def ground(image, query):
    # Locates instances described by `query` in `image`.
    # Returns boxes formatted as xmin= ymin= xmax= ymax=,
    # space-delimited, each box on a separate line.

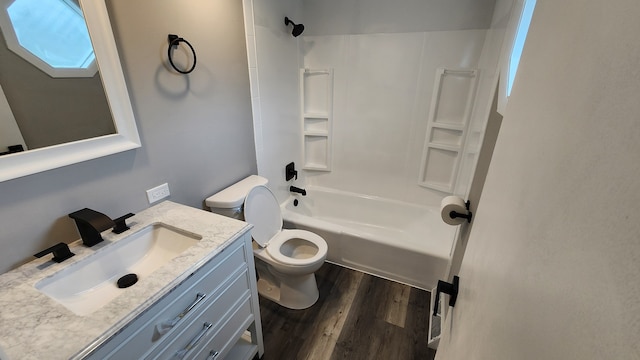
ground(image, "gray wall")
xmin=0 ymin=30 xmax=114 ymax=149
xmin=0 ymin=0 xmax=257 ymax=274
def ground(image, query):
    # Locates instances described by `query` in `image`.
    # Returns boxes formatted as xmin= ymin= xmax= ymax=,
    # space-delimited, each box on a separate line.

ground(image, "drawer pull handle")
xmin=206 ymin=350 xmax=220 ymax=360
xmin=175 ymin=322 xmax=213 ymax=359
xmin=156 ymin=293 xmax=207 ymax=335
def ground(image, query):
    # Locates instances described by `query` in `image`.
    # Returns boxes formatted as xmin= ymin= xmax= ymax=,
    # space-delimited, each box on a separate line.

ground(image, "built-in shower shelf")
xmin=419 ymin=68 xmax=478 ymax=193
xmin=426 ymin=143 xmax=460 ymax=153
xmin=430 ymin=122 xmax=465 ymax=130
xmin=303 ymin=164 xmax=330 ymax=171
xmin=303 ymin=115 xmax=330 ymax=134
xmin=303 ymin=112 xmax=329 ymax=118
xmin=301 ymin=68 xmax=333 ymax=171
xmin=304 ymin=130 xmax=329 ymax=137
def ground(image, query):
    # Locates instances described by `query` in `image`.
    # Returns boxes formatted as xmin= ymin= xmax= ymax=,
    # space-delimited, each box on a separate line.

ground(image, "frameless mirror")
xmin=0 ymin=0 xmax=140 ymax=182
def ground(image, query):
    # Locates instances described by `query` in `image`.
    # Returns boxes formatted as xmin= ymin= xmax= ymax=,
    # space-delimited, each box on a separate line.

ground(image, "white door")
xmin=435 ymin=1 xmax=640 ymax=359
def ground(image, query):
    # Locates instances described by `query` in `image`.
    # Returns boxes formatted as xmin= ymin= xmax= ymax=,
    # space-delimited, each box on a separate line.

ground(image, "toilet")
xmin=205 ymin=175 xmax=328 ymax=309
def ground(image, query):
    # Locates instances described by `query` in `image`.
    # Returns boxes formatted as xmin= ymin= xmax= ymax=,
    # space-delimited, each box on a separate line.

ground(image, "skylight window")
xmin=0 ymin=0 xmax=97 ymax=77
xmin=507 ymin=0 xmax=536 ymax=97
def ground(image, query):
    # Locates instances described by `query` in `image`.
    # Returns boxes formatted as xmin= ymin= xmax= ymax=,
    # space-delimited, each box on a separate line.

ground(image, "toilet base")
xmin=256 ymin=272 xmax=319 ymax=310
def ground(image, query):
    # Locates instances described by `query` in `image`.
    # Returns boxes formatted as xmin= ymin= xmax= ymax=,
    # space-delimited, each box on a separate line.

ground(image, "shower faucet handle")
xmin=286 ymin=162 xmax=298 ymax=181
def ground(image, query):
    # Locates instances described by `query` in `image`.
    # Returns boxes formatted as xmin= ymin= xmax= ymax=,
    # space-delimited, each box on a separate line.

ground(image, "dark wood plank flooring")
xmin=258 ymin=263 xmax=436 ymax=360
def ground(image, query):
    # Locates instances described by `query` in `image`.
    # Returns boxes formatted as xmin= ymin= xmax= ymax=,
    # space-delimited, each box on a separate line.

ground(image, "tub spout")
xmin=290 ymin=186 xmax=306 ymax=196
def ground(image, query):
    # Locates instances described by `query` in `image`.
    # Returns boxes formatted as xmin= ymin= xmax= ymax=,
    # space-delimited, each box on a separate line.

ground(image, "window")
xmin=507 ymin=0 xmax=536 ymax=97
xmin=497 ymin=0 xmax=537 ymax=114
xmin=0 ymin=0 xmax=97 ymax=77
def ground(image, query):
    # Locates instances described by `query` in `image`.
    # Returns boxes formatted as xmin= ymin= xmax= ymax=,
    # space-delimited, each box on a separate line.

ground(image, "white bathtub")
xmin=281 ymin=186 xmax=457 ymax=290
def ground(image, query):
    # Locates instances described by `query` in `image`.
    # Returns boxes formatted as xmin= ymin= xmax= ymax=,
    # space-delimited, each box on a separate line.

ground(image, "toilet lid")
xmin=244 ymin=185 xmax=282 ymax=247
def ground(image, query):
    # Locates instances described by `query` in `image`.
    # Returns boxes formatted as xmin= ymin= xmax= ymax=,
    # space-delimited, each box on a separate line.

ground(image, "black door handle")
xmin=433 ymin=276 xmax=459 ymax=316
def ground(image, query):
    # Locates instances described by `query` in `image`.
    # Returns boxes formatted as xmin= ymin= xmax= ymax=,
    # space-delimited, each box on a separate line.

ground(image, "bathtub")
xmin=281 ymin=186 xmax=457 ymax=290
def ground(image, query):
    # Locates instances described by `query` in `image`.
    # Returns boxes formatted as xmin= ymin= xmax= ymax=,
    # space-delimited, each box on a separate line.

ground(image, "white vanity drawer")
xmin=151 ymin=275 xmax=252 ymax=360
xmin=193 ymin=300 xmax=255 ymax=360
xmin=147 ymin=245 xmax=248 ymax=336
xmin=88 ymin=239 xmax=248 ymax=359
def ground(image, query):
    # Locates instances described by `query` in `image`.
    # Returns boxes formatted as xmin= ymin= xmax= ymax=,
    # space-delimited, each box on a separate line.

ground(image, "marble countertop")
xmin=0 ymin=201 xmax=250 ymax=360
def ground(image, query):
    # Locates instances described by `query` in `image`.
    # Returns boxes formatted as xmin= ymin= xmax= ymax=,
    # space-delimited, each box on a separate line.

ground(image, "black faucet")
xmin=68 ymin=208 xmax=135 ymax=247
xmin=289 ymin=186 xmax=306 ymax=196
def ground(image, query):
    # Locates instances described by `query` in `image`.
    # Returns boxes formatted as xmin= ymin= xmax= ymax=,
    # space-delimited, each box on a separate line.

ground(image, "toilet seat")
xmin=244 ymin=185 xmax=327 ymax=267
xmin=266 ymin=230 xmax=328 ymax=266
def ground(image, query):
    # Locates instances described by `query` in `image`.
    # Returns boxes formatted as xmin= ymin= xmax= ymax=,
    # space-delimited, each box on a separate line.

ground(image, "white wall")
xmin=245 ymin=0 xmax=302 ymax=202
xmin=436 ymin=0 xmax=640 ymax=358
xmin=301 ymin=0 xmax=496 ymax=35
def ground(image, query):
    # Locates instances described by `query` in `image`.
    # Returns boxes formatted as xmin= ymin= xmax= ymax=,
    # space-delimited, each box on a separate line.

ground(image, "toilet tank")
xmin=205 ymin=175 xmax=268 ymax=220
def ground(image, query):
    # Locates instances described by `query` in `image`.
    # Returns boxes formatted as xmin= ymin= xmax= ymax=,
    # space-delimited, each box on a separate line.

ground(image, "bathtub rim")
xmin=280 ymin=186 xmax=458 ymax=259
xmin=283 ymin=185 xmax=442 ymax=210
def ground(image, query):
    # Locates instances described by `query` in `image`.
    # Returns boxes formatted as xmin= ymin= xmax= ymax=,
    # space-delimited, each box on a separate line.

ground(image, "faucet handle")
xmin=112 ymin=213 xmax=135 ymax=234
xmin=285 ymin=162 xmax=298 ymax=181
xmin=34 ymin=243 xmax=75 ymax=263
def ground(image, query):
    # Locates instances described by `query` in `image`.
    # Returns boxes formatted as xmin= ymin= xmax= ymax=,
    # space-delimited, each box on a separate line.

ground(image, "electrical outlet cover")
xmin=146 ymin=183 xmax=170 ymax=203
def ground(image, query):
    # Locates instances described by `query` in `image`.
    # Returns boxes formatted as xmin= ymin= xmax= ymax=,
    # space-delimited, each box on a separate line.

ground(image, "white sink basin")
xmin=35 ymin=223 xmax=201 ymax=316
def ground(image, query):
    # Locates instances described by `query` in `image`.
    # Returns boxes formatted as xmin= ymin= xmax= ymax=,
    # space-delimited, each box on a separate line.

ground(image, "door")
xmin=435 ymin=1 xmax=640 ymax=359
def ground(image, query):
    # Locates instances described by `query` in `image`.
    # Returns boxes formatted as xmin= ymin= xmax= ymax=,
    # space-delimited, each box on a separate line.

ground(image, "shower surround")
xmin=299 ymin=30 xmax=486 ymax=205
xmin=243 ymin=0 xmax=503 ymax=285
xmin=245 ymin=0 xmax=497 ymax=205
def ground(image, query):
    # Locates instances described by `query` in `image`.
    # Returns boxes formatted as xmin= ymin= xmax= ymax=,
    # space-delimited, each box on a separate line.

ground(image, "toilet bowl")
xmin=205 ymin=176 xmax=328 ymax=309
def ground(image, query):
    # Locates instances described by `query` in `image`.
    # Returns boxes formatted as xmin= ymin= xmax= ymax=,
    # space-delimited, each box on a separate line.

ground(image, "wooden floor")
xmin=258 ymin=262 xmax=436 ymax=360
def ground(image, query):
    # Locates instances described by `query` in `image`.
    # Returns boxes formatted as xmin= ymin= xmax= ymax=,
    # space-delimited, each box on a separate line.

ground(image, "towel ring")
xmin=167 ymin=34 xmax=197 ymax=74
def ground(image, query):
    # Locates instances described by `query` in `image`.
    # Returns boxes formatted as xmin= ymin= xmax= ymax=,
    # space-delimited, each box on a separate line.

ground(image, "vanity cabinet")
xmin=85 ymin=232 xmax=263 ymax=360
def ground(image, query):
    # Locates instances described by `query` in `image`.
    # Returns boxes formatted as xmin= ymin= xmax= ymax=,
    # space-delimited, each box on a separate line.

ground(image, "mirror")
xmin=0 ymin=0 xmax=140 ymax=182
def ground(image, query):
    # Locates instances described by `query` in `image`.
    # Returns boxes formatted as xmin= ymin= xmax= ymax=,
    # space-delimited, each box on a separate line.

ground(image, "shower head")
xmin=284 ymin=17 xmax=304 ymax=37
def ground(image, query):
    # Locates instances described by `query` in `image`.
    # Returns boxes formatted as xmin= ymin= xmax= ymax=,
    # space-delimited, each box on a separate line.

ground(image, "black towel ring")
xmin=167 ymin=34 xmax=196 ymax=74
